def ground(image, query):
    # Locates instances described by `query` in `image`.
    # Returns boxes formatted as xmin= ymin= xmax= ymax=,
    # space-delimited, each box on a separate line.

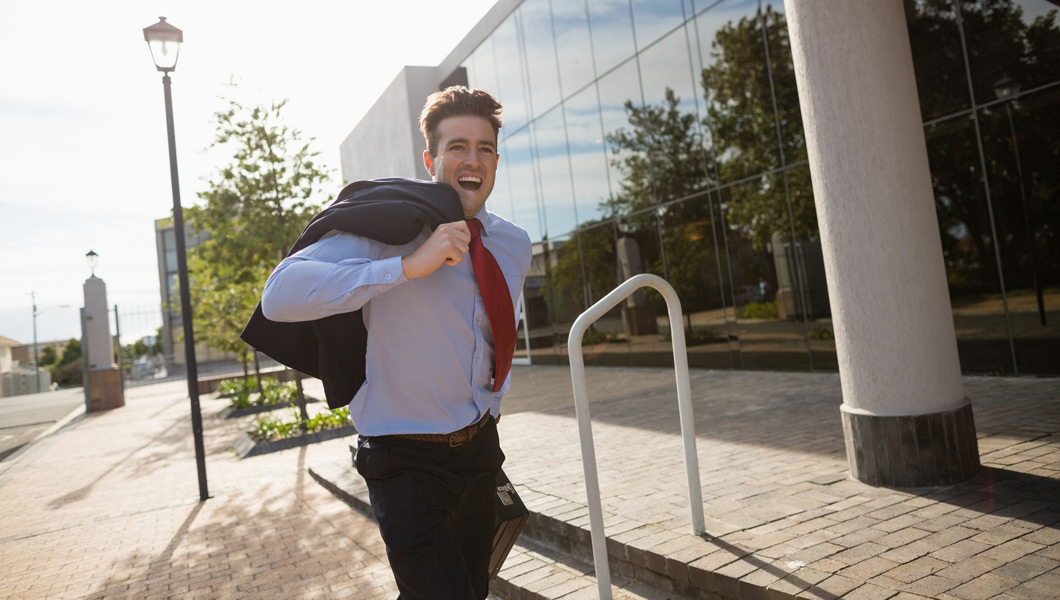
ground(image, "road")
xmin=0 ymin=388 xmax=84 ymax=461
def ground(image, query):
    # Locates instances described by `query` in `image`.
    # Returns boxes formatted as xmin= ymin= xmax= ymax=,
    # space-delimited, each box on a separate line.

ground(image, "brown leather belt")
xmin=391 ymin=413 xmax=491 ymax=447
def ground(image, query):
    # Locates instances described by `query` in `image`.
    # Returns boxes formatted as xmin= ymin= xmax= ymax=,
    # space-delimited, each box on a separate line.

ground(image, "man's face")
xmin=423 ymin=115 xmax=499 ymax=218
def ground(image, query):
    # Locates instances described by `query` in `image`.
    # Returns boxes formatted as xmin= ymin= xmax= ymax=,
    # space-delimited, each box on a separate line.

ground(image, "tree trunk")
xmin=294 ymin=373 xmax=309 ymax=431
xmin=253 ymin=351 xmax=264 ymax=395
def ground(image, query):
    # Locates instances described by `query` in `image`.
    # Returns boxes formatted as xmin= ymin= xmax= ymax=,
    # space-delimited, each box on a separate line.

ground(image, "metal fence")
xmin=111 ymin=304 xmax=281 ymax=395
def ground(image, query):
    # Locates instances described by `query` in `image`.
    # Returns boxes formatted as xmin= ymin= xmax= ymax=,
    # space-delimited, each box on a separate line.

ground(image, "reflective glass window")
xmin=588 ymin=0 xmax=637 ymax=77
xmin=924 ymin=117 xmax=1014 ymax=374
xmin=904 ymin=0 xmax=971 ymax=121
xmin=552 ymin=0 xmax=597 ymax=95
xmin=631 ymin=0 xmax=688 ymax=50
xmin=564 ymin=85 xmax=615 ymax=226
xmin=464 ymin=36 xmax=500 ymax=98
xmin=659 ymin=194 xmax=739 ymax=369
xmin=493 ymin=16 xmax=529 ymax=134
xmin=530 ymin=110 xmax=579 ymax=238
xmin=960 ymin=0 xmax=1060 ymax=111
xmin=697 ymin=1 xmax=782 ymax=183
xmin=519 ymin=0 xmax=563 ymax=117
xmin=597 ymin=60 xmax=645 ymax=213
xmin=635 ymin=24 xmax=714 ymax=206
xmin=716 ymin=178 xmax=813 ymax=371
xmin=501 ymin=129 xmax=544 ymax=243
xmin=978 ymin=87 xmax=1060 ymax=375
xmin=638 ymin=23 xmax=698 ymax=112
xmin=761 ymin=1 xmax=807 ymax=165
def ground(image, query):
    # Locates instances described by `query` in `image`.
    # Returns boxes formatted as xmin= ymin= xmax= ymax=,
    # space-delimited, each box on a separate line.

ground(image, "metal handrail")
xmin=567 ymin=274 xmax=705 ymax=599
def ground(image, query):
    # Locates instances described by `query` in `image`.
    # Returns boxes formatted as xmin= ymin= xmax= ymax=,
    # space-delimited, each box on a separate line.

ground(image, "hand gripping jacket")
xmin=240 ymin=178 xmax=464 ymax=409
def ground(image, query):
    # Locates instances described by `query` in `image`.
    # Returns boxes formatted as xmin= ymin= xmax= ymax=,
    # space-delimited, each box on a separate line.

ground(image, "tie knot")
xmin=466 ymin=218 xmax=483 ymax=239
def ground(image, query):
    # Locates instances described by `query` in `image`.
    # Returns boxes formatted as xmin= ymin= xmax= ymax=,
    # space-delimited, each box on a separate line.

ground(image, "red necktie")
xmin=467 ymin=218 xmax=516 ymax=392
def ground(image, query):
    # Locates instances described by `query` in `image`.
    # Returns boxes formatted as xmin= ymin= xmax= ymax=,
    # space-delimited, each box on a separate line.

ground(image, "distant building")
xmin=0 ymin=335 xmax=51 ymax=397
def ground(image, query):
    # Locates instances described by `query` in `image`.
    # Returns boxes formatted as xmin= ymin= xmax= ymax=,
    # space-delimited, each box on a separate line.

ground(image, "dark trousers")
xmin=354 ymin=417 xmax=503 ymax=600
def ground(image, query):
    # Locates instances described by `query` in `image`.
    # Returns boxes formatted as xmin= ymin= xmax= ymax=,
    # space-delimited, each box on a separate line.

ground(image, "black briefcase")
xmin=489 ymin=469 xmax=528 ymax=580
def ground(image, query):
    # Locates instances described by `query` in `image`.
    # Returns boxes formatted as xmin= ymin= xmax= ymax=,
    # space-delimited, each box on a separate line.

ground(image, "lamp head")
xmin=993 ymin=74 xmax=1021 ymax=101
xmin=143 ymin=16 xmax=183 ymax=73
xmin=86 ymin=249 xmax=99 ymax=276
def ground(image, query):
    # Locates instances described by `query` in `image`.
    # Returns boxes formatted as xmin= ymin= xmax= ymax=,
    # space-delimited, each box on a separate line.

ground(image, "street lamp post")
xmin=31 ymin=291 xmax=70 ymax=393
xmin=994 ymin=75 xmax=1046 ymax=326
xmin=144 ymin=16 xmax=208 ymax=501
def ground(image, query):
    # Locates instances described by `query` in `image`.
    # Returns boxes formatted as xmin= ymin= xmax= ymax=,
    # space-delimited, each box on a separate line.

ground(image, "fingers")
xmin=402 ymin=221 xmax=473 ymax=279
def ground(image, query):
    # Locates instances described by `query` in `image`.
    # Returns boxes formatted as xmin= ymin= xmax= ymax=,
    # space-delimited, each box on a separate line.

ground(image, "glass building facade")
xmin=453 ymin=0 xmax=1058 ymax=375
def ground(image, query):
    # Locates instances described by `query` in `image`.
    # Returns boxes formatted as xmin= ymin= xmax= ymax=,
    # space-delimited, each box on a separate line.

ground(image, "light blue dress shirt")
xmin=261 ymin=208 xmax=532 ymax=437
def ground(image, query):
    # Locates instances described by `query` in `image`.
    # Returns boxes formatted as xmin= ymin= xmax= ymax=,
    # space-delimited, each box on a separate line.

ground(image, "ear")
xmin=423 ymin=150 xmax=435 ymax=177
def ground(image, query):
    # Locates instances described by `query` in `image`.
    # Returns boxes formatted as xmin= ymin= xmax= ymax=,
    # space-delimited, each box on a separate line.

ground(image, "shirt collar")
xmin=468 ymin=207 xmax=492 ymax=236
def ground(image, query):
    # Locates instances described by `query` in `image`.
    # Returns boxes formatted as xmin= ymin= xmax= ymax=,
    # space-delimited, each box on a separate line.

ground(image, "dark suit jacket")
xmin=240 ymin=178 xmax=464 ymax=409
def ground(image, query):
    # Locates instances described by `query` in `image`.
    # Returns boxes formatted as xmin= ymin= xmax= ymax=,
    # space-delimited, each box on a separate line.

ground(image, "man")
xmin=260 ymin=86 xmax=531 ymax=599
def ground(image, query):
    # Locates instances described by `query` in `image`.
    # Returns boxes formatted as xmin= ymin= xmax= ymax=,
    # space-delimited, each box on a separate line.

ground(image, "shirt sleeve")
xmin=261 ymin=230 xmax=407 ymax=322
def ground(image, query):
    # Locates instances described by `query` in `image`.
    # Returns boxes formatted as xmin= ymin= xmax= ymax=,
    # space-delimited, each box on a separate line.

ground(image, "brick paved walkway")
xmin=0 ymin=386 xmax=395 ymax=599
xmin=1 ymin=366 xmax=1057 ymax=599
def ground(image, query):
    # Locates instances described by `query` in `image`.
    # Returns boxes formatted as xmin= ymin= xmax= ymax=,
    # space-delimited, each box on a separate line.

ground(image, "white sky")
xmin=0 ymin=0 xmax=497 ymax=344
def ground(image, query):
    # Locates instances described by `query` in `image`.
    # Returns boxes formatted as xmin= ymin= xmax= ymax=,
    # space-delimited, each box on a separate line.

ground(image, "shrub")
xmin=738 ymin=301 xmax=779 ymax=319
xmin=250 ymin=407 xmax=351 ymax=442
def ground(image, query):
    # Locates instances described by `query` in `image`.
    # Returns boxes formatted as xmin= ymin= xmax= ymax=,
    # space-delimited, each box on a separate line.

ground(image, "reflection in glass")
xmin=464 ymin=36 xmax=499 ymax=101
xmin=904 ymin=0 xmax=971 ymax=120
xmin=638 ymin=22 xmax=699 ymax=112
xmin=658 ymin=194 xmax=739 ymax=369
xmin=596 ymin=60 xmax=645 ymax=205
xmin=551 ymin=0 xmax=597 ymax=96
xmin=492 ymin=16 xmax=529 ymax=134
xmin=502 ymin=130 xmax=544 ymax=243
xmin=924 ymin=116 xmax=1014 ymax=374
xmin=518 ymin=0 xmax=563 ymax=117
xmin=699 ymin=4 xmax=784 ymax=183
xmin=719 ymin=179 xmax=812 ymax=371
xmin=588 ymin=0 xmax=637 ymax=77
xmin=565 ymin=84 xmax=615 ymax=226
xmin=960 ymin=0 xmax=1060 ymax=110
xmin=532 ymin=108 xmax=579 ymax=238
xmin=980 ymin=87 xmax=1060 ymax=374
xmin=631 ymin=0 xmax=688 ymax=50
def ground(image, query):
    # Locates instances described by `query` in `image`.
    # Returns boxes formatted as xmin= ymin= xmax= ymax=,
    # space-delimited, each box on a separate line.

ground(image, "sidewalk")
xmin=0 ymin=366 xmax=1056 ymax=599
xmin=0 ymin=384 xmax=395 ymax=599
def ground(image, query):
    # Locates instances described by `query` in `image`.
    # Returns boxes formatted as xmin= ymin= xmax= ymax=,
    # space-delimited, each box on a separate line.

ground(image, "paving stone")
xmin=943 ymin=572 xmax=1019 ymax=600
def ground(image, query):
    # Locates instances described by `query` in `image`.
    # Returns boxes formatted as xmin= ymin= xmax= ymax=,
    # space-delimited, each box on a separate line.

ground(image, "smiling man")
xmin=259 ymin=87 xmax=531 ymax=599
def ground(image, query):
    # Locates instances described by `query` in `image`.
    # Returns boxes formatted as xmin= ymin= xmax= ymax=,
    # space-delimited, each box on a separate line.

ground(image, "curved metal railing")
xmin=567 ymin=274 xmax=705 ymax=599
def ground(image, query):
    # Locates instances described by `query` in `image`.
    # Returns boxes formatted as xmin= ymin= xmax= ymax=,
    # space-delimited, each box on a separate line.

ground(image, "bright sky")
xmin=0 ymin=0 xmax=497 ymax=345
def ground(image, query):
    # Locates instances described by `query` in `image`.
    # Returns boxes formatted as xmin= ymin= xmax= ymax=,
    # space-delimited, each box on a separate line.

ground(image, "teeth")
xmin=459 ymin=176 xmax=481 ymax=183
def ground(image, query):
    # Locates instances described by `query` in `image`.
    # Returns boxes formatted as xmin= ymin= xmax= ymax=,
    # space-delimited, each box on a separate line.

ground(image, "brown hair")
xmin=419 ymin=86 xmax=503 ymax=157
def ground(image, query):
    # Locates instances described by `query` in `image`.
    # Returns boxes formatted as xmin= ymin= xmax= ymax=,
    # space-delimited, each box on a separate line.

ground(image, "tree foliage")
xmin=186 ymin=97 xmax=331 ymax=364
xmin=701 ymin=5 xmax=815 ymax=250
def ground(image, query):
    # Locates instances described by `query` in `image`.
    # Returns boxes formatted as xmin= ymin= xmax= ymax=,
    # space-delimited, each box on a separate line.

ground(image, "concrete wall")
xmin=339 ymin=66 xmax=441 ymax=183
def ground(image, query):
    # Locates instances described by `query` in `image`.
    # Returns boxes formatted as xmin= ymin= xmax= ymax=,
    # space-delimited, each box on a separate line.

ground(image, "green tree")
xmin=37 ymin=345 xmax=57 ymax=368
xmin=604 ymin=90 xmax=721 ymax=317
xmin=188 ymin=96 xmax=331 ymax=422
xmin=701 ymin=5 xmax=816 ymax=250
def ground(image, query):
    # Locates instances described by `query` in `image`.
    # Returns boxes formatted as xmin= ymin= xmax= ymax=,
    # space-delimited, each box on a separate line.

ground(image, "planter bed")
xmin=232 ymin=424 xmax=358 ymax=459
xmin=218 ymin=397 xmax=320 ymax=419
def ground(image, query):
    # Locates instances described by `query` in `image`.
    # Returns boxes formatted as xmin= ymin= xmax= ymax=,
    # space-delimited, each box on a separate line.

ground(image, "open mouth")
xmin=458 ymin=176 xmax=482 ymax=191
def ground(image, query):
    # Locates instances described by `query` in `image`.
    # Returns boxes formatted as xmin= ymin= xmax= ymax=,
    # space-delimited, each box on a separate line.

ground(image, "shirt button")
xmin=385 ymin=273 xmax=393 ymax=281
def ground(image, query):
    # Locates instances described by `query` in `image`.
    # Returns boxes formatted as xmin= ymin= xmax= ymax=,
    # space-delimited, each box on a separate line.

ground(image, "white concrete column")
xmin=784 ymin=0 xmax=978 ymax=485
xmin=83 ymin=276 xmax=124 ymax=410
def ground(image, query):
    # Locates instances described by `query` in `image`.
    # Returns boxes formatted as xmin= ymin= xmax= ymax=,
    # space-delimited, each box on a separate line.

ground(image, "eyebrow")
xmin=447 ymin=137 xmax=497 ymax=150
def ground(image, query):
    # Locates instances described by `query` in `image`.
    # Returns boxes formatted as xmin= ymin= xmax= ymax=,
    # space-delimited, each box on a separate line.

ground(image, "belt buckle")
xmin=449 ymin=430 xmax=469 ymax=447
